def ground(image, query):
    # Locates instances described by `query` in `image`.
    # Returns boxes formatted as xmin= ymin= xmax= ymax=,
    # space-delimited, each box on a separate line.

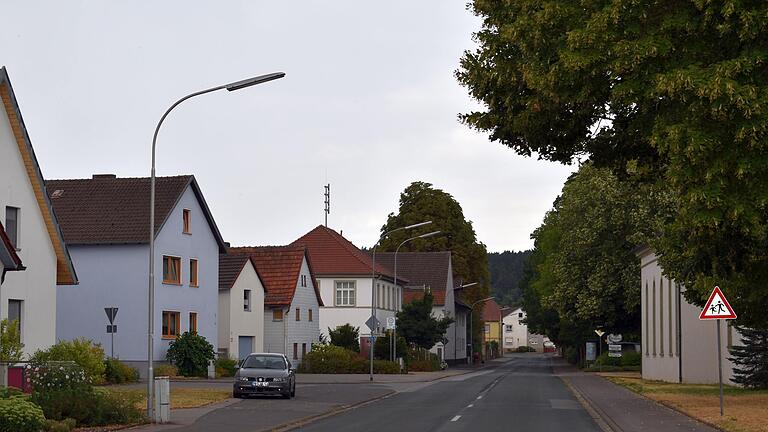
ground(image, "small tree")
xmin=729 ymin=326 xmax=768 ymax=389
xmin=396 ymin=291 xmax=453 ymax=350
xmin=165 ymin=332 xmax=215 ymax=377
xmin=329 ymin=324 xmax=360 ymax=352
xmin=0 ymin=319 xmax=23 ymax=363
xmin=374 ymin=331 xmax=407 ymax=360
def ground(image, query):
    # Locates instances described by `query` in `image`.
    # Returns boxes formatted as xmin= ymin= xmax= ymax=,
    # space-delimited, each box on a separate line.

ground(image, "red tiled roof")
xmin=219 ymin=253 xmax=254 ymax=292
xmin=481 ymin=299 xmax=503 ymax=322
xmin=228 ymin=246 xmax=323 ymax=307
xmin=375 ymin=252 xmax=450 ymax=306
xmin=291 ymin=225 xmax=399 ymax=280
xmin=45 ymin=175 xmax=226 ymax=251
xmin=402 ymin=288 xmax=427 ymax=305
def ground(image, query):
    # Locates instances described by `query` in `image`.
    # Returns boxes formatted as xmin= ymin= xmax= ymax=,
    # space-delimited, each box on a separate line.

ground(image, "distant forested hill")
xmin=488 ymin=250 xmax=531 ymax=306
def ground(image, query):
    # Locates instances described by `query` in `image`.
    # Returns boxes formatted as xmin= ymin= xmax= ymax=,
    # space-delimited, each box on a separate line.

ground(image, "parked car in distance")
xmin=233 ymin=353 xmax=296 ymax=399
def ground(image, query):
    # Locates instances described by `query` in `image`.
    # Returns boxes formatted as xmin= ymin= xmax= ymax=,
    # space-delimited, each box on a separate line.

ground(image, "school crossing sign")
xmin=699 ymin=286 xmax=737 ymax=320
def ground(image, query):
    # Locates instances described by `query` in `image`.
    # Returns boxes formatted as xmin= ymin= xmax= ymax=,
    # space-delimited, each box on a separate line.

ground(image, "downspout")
xmin=677 ymin=284 xmax=682 ymax=383
xmin=284 ymin=306 xmax=290 ymax=356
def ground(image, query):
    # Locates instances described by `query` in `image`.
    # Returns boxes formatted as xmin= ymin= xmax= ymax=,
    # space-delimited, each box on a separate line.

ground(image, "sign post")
xmin=105 ymin=307 xmax=119 ymax=358
xmin=698 ymin=286 xmax=737 ymax=417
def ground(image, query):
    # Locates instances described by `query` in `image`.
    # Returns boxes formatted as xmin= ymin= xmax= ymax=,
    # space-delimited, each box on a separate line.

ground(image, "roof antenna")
xmin=324 ymin=183 xmax=331 ymax=227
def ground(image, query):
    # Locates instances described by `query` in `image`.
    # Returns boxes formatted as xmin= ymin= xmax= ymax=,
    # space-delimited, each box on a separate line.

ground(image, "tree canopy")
xmin=488 ymin=250 xmax=531 ymax=305
xmin=396 ymin=291 xmax=454 ymax=350
xmin=329 ymin=324 xmax=361 ymax=352
xmin=458 ymin=0 xmax=768 ymax=328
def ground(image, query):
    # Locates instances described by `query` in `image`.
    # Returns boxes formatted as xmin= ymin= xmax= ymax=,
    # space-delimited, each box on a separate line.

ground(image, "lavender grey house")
xmin=46 ymin=175 xmax=226 ymax=372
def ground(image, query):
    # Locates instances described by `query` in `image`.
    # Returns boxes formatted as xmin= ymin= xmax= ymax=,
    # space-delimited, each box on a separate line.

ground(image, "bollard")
xmin=153 ymin=376 xmax=170 ymax=423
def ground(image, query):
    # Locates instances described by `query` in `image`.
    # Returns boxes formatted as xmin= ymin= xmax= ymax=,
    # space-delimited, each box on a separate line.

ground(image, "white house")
xmin=0 ymin=222 xmax=24 ymax=285
xmin=229 ymin=246 xmax=321 ymax=364
xmin=503 ymin=307 xmax=529 ymax=351
xmin=377 ymin=251 xmax=468 ymax=364
xmin=0 ymin=67 xmax=78 ymax=361
xmin=637 ymin=246 xmax=742 ymax=384
xmin=291 ymin=226 xmax=405 ymax=354
xmin=218 ymin=253 xmax=266 ymax=360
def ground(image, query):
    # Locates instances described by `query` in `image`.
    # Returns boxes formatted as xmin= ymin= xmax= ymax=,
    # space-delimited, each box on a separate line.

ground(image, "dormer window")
xmin=183 ymin=209 xmax=191 ymax=234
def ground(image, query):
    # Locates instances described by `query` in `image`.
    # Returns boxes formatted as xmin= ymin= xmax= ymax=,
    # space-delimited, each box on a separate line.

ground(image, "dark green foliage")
xmin=215 ymin=357 xmax=238 ymax=378
xmin=297 ymin=345 xmax=399 ymax=374
xmin=43 ymin=418 xmax=77 ymax=432
xmin=488 ymin=251 xmax=531 ymax=306
xmin=373 ymin=331 xmax=407 ymax=361
xmin=0 ymin=387 xmax=22 ymax=399
xmin=729 ymin=326 xmax=768 ymax=389
xmin=404 ymin=348 xmax=442 ymax=371
xmin=396 ymin=291 xmax=454 ymax=350
xmin=104 ymin=358 xmax=139 ymax=384
xmin=328 ymin=324 xmax=361 ymax=352
xmin=0 ymin=319 xmax=23 ymax=363
xmin=165 ymin=332 xmax=215 ymax=377
xmin=515 ymin=346 xmax=535 ymax=353
xmin=31 ymin=338 xmax=106 ymax=383
xmin=0 ymin=396 xmax=46 ymax=432
xmin=458 ymin=0 xmax=768 ymax=329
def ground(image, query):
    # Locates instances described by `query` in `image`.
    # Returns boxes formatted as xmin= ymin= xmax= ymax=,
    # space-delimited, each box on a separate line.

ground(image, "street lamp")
xmin=392 ymin=230 xmax=441 ymax=362
xmin=469 ymin=296 xmax=494 ymax=365
xmin=146 ymin=72 xmax=284 ymax=419
xmin=370 ymin=220 xmax=432 ymax=381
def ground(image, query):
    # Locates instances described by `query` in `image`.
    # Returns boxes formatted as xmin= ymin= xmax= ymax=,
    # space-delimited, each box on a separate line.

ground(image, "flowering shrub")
xmin=30 ymin=338 xmax=106 ymax=383
xmin=0 ymin=396 xmax=46 ymax=432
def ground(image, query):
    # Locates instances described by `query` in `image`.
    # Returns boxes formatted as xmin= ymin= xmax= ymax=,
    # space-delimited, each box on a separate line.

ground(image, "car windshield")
xmin=242 ymin=355 xmax=286 ymax=370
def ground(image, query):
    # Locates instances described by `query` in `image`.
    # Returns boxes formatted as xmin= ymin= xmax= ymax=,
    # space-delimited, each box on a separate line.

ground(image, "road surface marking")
xmin=451 ymin=415 xmax=461 ymax=422
xmin=476 ymin=395 xmax=483 ymax=399
xmin=467 ymin=404 xmax=474 ymax=408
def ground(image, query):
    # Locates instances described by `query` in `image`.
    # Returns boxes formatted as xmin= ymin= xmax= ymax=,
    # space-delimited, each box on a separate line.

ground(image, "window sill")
xmin=190 ymin=284 xmax=199 ymax=288
xmin=161 ymin=336 xmax=178 ymax=340
xmin=182 ymin=231 xmax=192 ymax=235
xmin=163 ymin=282 xmax=182 ymax=286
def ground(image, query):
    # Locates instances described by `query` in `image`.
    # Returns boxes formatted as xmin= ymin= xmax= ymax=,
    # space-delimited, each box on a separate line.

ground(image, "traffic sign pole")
xmin=699 ymin=286 xmax=735 ymax=417
xmin=717 ymin=320 xmax=724 ymax=416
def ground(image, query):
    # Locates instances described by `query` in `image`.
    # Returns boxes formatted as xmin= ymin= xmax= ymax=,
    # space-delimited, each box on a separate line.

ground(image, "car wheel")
xmin=233 ymin=390 xmax=243 ymax=399
xmin=290 ymin=383 xmax=296 ymax=397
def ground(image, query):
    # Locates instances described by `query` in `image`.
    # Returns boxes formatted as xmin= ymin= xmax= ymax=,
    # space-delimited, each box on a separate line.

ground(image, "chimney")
xmin=92 ymin=174 xmax=116 ymax=179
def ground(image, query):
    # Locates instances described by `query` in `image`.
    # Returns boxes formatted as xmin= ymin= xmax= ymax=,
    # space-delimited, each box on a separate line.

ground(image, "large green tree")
xmin=396 ymin=291 xmax=454 ymax=350
xmin=377 ymin=181 xmax=491 ymax=348
xmin=457 ymin=0 xmax=768 ymax=328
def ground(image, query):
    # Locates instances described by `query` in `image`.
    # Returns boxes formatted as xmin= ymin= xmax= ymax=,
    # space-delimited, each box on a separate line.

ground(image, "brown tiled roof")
xmin=45 ymin=175 xmax=226 ymax=251
xmin=375 ymin=252 xmax=450 ymax=306
xmin=481 ymin=299 xmax=503 ymax=322
xmin=219 ymin=253 xmax=255 ymax=291
xmin=229 ymin=246 xmax=323 ymax=307
xmin=402 ymin=287 xmax=427 ymax=305
xmin=1 ymin=67 xmax=77 ymax=285
xmin=291 ymin=225 xmax=400 ymax=280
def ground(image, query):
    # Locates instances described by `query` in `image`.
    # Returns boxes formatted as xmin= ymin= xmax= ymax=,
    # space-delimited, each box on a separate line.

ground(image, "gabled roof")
xmin=481 ymin=299 xmax=503 ymax=322
xmin=45 ymin=175 xmax=227 ymax=252
xmin=291 ymin=225 xmax=401 ymax=280
xmin=229 ymin=246 xmax=323 ymax=307
xmin=219 ymin=253 xmax=263 ymax=292
xmin=375 ymin=251 xmax=450 ymax=306
xmin=0 ymin=67 xmax=77 ymax=285
xmin=0 ymin=221 xmax=25 ymax=283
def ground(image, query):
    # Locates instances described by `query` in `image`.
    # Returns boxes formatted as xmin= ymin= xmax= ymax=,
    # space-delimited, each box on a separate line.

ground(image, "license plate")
xmin=252 ymin=381 xmax=268 ymax=387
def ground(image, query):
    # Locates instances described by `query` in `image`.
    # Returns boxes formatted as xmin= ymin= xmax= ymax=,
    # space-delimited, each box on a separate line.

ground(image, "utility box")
xmin=154 ymin=376 xmax=170 ymax=424
xmin=208 ymin=360 xmax=216 ymax=379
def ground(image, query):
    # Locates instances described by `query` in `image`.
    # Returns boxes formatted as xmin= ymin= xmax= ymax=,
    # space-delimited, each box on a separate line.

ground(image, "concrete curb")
xmin=266 ymin=390 xmax=397 ymax=432
xmin=560 ymin=376 xmax=619 ymax=432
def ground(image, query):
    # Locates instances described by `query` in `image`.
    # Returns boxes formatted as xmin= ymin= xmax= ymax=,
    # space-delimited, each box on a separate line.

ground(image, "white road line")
xmin=467 ymin=404 xmax=474 ymax=408
xmin=451 ymin=415 xmax=462 ymax=422
xmin=476 ymin=395 xmax=483 ymax=399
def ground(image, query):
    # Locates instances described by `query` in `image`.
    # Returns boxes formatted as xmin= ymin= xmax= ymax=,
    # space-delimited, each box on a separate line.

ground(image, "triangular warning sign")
xmin=699 ymin=286 xmax=737 ymax=320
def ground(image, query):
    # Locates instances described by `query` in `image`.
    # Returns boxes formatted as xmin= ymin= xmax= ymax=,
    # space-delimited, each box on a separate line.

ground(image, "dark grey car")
xmin=233 ymin=353 xmax=296 ymax=399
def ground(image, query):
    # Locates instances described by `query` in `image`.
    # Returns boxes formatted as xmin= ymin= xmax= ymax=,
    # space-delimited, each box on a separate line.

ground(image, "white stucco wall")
xmin=316 ymin=276 xmax=397 ymax=341
xmin=503 ymin=308 xmax=529 ymax=350
xmin=218 ymin=261 xmax=265 ymax=360
xmin=640 ymin=249 xmax=742 ymax=384
xmin=263 ymin=257 xmax=320 ymax=364
xmin=0 ymin=101 xmax=59 ymax=355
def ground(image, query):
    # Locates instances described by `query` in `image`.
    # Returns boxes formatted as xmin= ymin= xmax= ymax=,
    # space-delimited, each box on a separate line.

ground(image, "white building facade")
xmin=218 ymin=255 xmax=265 ymax=360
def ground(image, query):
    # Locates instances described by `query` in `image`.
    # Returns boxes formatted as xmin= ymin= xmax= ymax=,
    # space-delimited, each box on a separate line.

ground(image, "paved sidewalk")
xmin=553 ymin=359 xmax=719 ymax=432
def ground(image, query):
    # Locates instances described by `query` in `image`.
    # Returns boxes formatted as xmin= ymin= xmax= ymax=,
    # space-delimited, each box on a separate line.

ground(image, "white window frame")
xmin=334 ymin=280 xmax=356 ymax=307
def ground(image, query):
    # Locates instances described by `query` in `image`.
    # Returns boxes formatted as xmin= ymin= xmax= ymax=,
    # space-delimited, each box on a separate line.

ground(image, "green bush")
xmin=0 ymin=319 xmax=24 ymax=363
xmin=328 ymin=324 xmax=360 ymax=352
xmin=373 ymin=360 xmax=401 ymax=374
xmin=373 ymin=332 xmax=407 ymax=360
xmin=0 ymin=387 xmax=23 ymax=399
xmin=564 ymin=347 xmax=578 ymax=364
xmin=166 ymin=332 xmax=215 ymax=377
xmin=0 ymin=396 xmax=46 ymax=432
xmin=515 ymin=346 xmax=535 ymax=353
xmin=154 ymin=364 xmax=178 ymax=377
xmin=594 ymin=352 xmax=622 ymax=367
xmin=298 ymin=345 xmax=359 ymax=374
xmin=620 ymin=350 xmax=641 ymax=367
xmin=215 ymin=357 xmax=238 ymax=378
xmin=43 ymin=418 xmax=76 ymax=432
xmin=31 ymin=338 xmax=106 ymax=383
xmin=104 ymin=358 xmax=139 ymax=384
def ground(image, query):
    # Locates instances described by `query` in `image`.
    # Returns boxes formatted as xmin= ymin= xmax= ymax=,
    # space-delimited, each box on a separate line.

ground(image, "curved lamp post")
xmin=369 ymin=220 xmax=432 ymax=381
xmin=392 ymin=230 xmax=441 ymax=362
xmin=147 ymin=72 xmax=285 ymax=419
xmin=469 ymin=295 xmax=493 ymax=365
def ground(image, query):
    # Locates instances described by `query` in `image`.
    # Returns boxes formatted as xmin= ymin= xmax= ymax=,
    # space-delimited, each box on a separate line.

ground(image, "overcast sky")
xmin=1 ymin=1 xmax=576 ymax=252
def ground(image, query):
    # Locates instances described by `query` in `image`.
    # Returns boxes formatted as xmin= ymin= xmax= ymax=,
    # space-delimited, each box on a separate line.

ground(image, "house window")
xmin=301 ymin=275 xmax=306 ymax=287
xmin=272 ymin=309 xmax=284 ymax=321
xmin=335 ymin=281 xmax=356 ymax=306
xmin=163 ymin=256 xmax=181 ymax=284
xmin=302 ymin=343 xmax=307 ymax=358
xmin=505 ymin=325 xmax=513 ymax=332
xmin=484 ymin=323 xmax=491 ymax=334
xmin=244 ymin=290 xmax=251 ymax=311
xmin=518 ymin=312 xmax=523 ymax=318
xmin=308 ymin=309 xmax=313 ymax=322
xmin=189 ymin=259 xmax=199 ymax=287
xmin=293 ymin=343 xmax=298 ymax=359
xmin=7 ymin=299 xmax=22 ymax=342
xmin=183 ymin=209 xmax=191 ymax=234
xmin=5 ymin=207 xmax=19 ymax=248
xmin=162 ymin=311 xmax=181 ymax=338
xmin=295 ymin=308 xmax=301 ymax=321
xmin=189 ymin=312 xmax=198 ymax=333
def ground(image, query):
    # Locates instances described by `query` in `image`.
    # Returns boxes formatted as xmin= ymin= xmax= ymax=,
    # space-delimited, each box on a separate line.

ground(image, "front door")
xmin=238 ymin=336 xmax=254 ymax=361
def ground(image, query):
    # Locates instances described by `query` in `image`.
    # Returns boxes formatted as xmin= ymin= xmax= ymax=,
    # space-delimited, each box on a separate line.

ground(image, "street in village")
xmin=130 ymin=354 xmax=716 ymax=432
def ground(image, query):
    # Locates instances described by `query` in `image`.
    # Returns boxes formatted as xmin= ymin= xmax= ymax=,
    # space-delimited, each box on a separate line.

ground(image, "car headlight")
xmin=273 ymin=377 xmax=286 ymax=382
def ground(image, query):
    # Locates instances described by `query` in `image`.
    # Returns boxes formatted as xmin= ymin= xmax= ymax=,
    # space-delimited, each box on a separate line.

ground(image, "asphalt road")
xmin=295 ymin=355 xmax=599 ymax=432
